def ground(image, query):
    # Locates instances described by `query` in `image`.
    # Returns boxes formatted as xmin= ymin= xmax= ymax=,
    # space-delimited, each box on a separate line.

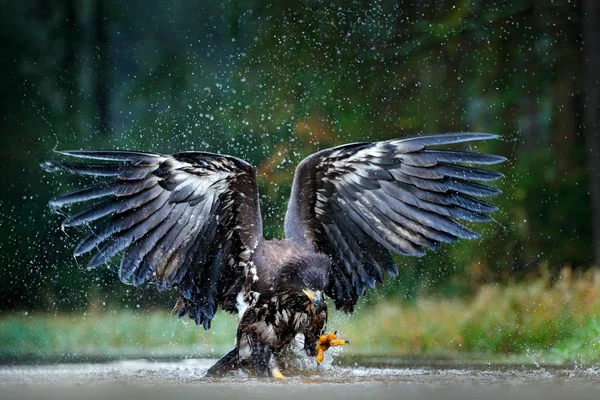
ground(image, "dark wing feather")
xmin=285 ymin=133 xmax=506 ymax=311
xmin=44 ymin=150 xmax=262 ymax=328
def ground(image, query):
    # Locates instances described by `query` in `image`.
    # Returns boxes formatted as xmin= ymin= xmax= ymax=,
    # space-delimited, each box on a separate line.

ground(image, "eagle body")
xmin=207 ymin=238 xmax=330 ymax=376
xmin=43 ymin=133 xmax=506 ymax=377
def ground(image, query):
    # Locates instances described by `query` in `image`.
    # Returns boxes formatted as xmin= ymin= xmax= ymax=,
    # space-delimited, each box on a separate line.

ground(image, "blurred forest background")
xmin=1 ymin=0 xmax=600 ymax=362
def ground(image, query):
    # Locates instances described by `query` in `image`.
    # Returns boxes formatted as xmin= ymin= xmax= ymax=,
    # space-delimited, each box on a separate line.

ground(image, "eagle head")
xmin=274 ymin=252 xmax=331 ymax=312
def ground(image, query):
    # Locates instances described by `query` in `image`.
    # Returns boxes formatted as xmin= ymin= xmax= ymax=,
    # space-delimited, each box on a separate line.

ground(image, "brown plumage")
xmin=43 ymin=133 xmax=505 ymax=377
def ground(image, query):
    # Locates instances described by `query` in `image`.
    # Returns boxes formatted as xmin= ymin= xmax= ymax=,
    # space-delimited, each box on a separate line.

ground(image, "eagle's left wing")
xmin=284 ymin=133 xmax=506 ymax=311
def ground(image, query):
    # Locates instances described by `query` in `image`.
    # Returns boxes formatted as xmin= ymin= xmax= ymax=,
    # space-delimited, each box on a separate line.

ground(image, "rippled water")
xmin=1 ymin=358 xmax=600 ymax=399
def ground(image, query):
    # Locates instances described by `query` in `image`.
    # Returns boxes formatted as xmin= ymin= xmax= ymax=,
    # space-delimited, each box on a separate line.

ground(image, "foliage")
xmin=332 ymin=267 xmax=600 ymax=364
xmin=0 ymin=0 xmax=596 ymax=313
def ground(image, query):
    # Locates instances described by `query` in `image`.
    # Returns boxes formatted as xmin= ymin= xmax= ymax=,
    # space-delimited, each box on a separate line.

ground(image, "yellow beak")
xmin=303 ymin=289 xmax=323 ymax=312
xmin=302 ymin=289 xmax=316 ymax=300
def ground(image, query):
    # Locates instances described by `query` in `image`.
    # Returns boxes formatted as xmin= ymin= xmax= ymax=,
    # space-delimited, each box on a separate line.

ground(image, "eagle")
xmin=43 ymin=132 xmax=505 ymax=377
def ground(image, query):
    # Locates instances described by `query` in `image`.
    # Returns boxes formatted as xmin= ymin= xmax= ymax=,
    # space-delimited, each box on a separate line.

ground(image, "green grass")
xmin=330 ymin=268 xmax=600 ymax=364
xmin=0 ymin=310 xmax=239 ymax=362
xmin=2 ymin=269 xmax=600 ymax=365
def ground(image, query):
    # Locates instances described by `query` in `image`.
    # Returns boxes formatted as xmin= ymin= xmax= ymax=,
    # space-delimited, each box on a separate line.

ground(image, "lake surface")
xmin=1 ymin=358 xmax=599 ymax=399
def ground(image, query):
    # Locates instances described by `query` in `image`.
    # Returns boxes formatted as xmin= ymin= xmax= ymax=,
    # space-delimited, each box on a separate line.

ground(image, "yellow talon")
xmin=315 ymin=331 xmax=348 ymax=364
xmin=316 ymin=346 xmax=325 ymax=364
xmin=272 ymin=368 xmax=285 ymax=379
xmin=329 ymin=339 xmax=347 ymax=346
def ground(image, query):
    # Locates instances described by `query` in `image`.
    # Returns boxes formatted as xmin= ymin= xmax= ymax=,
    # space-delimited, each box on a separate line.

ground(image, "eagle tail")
xmin=205 ymin=348 xmax=239 ymax=377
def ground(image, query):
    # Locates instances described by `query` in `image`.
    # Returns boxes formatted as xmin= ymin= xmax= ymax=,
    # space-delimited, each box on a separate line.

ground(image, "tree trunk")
xmin=95 ymin=0 xmax=111 ymax=134
xmin=64 ymin=0 xmax=78 ymax=117
xmin=583 ymin=0 xmax=600 ymax=267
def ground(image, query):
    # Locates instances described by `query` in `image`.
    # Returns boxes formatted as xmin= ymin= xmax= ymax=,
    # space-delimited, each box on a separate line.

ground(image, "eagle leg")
xmin=315 ymin=331 xmax=348 ymax=364
xmin=250 ymin=342 xmax=270 ymax=376
xmin=249 ymin=337 xmax=283 ymax=378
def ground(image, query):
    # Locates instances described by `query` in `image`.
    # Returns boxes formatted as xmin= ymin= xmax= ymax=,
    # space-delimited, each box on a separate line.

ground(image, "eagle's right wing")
xmin=43 ymin=150 xmax=262 ymax=329
xmin=284 ymin=133 xmax=506 ymax=311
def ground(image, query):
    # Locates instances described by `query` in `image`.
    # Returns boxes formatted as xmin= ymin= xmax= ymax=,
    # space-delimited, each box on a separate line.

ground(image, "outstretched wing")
xmin=284 ymin=133 xmax=506 ymax=311
xmin=43 ymin=150 xmax=262 ymax=329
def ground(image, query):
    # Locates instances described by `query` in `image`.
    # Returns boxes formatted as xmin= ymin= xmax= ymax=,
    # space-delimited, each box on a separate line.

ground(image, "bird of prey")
xmin=43 ymin=132 xmax=505 ymax=377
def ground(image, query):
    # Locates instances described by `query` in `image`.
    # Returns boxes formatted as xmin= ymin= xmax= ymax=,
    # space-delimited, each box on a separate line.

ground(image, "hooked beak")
xmin=303 ymin=289 xmax=323 ymax=312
